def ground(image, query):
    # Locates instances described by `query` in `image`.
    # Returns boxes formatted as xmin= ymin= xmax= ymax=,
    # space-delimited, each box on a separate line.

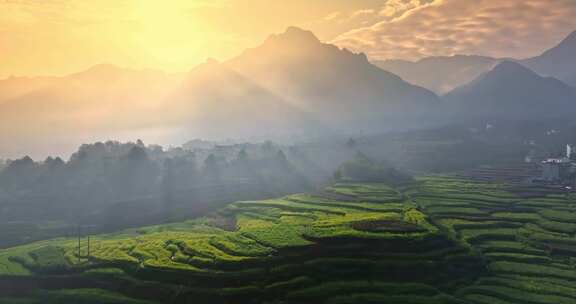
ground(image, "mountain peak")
xmin=445 ymin=59 xmax=576 ymax=121
xmin=268 ymin=26 xmax=321 ymax=45
xmin=84 ymin=64 xmax=123 ymax=74
xmin=558 ymin=30 xmax=576 ymax=47
xmin=521 ymin=30 xmax=576 ymax=86
xmin=283 ymin=26 xmax=316 ymax=36
xmin=71 ymin=64 xmax=127 ymax=79
xmin=491 ymin=61 xmax=534 ymax=75
xmin=534 ymin=30 xmax=576 ymax=59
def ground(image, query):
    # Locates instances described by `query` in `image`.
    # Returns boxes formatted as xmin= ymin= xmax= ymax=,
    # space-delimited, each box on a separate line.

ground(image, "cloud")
xmin=324 ymin=12 xmax=342 ymax=21
xmin=352 ymin=9 xmax=376 ymax=18
xmin=379 ymin=0 xmax=435 ymax=20
xmin=327 ymin=0 xmax=435 ymax=25
xmin=331 ymin=0 xmax=576 ymax=61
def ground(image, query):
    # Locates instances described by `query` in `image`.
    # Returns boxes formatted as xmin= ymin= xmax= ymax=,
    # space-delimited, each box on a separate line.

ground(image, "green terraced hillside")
xmin=1 ymin=177 xmax=576 ymax=304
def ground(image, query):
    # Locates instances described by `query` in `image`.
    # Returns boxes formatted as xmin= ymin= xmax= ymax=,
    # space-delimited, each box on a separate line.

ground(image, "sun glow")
xmin=0 ymin=0 xmax=384 ymax=77
xmin=129 ymin=1 xmax=220 ymax=71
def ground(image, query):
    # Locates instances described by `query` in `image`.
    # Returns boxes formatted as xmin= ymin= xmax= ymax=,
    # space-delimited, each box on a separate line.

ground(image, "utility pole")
xmin=77 ymin=225 xmax=81 ymax=263
xmin=87 ymin=235 xmax=91 ymax=260
xmin=76 ymin=225 xmax=94 ymax=263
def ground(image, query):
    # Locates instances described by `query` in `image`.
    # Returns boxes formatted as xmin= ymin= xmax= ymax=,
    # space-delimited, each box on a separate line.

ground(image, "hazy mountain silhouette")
xmin=374 ymin=55 xmax=500 ymax=94
xmin=165 ymin=59 xmax=320 ymax=139
xmin=0 ymin=27 xmax=442 ymax=158
xmin=444 ymin=61 xmax=576 ymax=120
xmin=0 ymin=65 xmax=180 ymax=134
xmin=376 ymin=30 xmax=576 ymax=92
xmin=567 ymin=74 xmax=576 ymax=87
xmin=522 ymin=31 xmax=576 ymax=87
xmin=226 ymin=27 xmax=440 ymax=131
xmin=0 ymin=76 xmax=60 ymax=104
xmin=0 ymin=65 xmax=182 ymax=157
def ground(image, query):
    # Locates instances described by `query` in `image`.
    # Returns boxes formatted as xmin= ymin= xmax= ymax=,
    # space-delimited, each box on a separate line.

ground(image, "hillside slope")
xmin=444 ymin=61 xmax=576 ymax=121
xmin=374 ymin=56 xmax=500 ymax=94
xmin=522 ymin=31 xmax=576 ymax=87
xmin=374 ymin=30 xmax=576 ymax=93
xmin=227 ymin=27 xmax=440 ymax=131
xmin=163 ymin=60 xmax=320 ymax=139
xmin=2 ymin=176 xmax=576 ymax=303
xmin=0 ymin=27 xmax=443 ymax=158
xmin=0 ymin=65 xmax=182 ymax=158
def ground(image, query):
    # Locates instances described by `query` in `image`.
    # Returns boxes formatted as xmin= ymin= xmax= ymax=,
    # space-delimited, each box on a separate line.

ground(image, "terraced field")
xmin=410 ymin=176 xmax=576 ymax=304
xmin=1 ymin=177 xmax=576 ymax=303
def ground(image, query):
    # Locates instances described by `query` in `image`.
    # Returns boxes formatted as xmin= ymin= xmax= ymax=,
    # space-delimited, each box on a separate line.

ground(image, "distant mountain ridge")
xmin=0 ymin=64 xmax=183 ymax=157
xmin=375 ymin=30 xmax=576 ymax=92
xmin=225 ymin=27 xmax=440 ymax=131
xmin=522 ymin=31 xmax=576 ymax=87
xmin=0 ymin=26 xmax=440 ymax=157
xmin=164 ymin=59 xmax=320 ymax=139
xmin=444 ymin=61 xmax=576 ymax=120
xmin=4 ymin=26 xmax=574 ymax=158
xmin=374 ymin=55 xmax=501 ymax=94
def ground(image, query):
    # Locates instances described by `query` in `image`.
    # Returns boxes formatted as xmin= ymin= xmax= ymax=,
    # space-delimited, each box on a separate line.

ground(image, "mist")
xmin=2 ymin=17 xmax=576 ymax=304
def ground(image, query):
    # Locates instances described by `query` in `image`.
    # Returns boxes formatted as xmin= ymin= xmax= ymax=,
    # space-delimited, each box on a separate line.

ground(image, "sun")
xmin=128 ymin=1 xmax=219 ymax=71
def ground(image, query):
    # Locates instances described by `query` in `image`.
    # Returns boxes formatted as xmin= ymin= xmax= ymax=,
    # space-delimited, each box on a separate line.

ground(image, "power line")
xmin=76 ymin=225 xmax=93 ymax=263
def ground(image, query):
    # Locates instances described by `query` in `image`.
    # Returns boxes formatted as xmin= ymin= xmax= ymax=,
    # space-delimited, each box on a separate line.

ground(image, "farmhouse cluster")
xmin=539 ymin=144 xmax=576 ymax=184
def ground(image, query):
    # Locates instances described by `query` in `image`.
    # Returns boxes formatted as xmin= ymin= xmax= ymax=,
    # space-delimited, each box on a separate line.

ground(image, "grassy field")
xmin=1 ymin=177 xmax=576 ymax=303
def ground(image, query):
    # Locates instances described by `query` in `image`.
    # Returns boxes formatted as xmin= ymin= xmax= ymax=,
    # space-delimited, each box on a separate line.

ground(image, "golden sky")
xmin=0 ymin=0 xmax=383 ymax=77
xmin=1 ymin=0 xmax=575 ymax=78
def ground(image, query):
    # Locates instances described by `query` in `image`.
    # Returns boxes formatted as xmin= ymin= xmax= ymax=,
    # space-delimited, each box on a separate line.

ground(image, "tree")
xmin=334 ymin=153 xmax=412 ymax=185
xmin=236 ymin=149 xmax=249 ymax=163
xmin=126 ymin=146 xmax=148 ymax=161
xmin=346 ymin=138 xmax=357 ymax=149
xmin=262 ymin=141 xmax=275 ymax=153
xmin=276 ymin=150 xmax=289 ymax=167
xmin=108 ymin=146 xmax=159 ymax=199
xmin=203 ymin=154 xmax=224 ymax=182
xmin=0 ymin=156 xmax=38 ymax=189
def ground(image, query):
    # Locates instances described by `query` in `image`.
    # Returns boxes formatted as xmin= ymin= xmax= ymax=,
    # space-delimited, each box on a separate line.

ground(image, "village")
xmin=538 ymin=144 xmax=576 ymax=186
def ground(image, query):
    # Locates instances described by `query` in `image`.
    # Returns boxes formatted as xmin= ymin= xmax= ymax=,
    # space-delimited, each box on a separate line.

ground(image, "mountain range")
xmin=0 ymin=65 xmax=184 ymax=157
xmin=225 ymin=27 xmax=439 ymax=130
xmin=374 ymin=55 xmax=501 ymax=94
xmin=522 ymin=31 xmax=576 ymax=87
xmin=165 ymin=27 xmax=440 ymax=137
xmin=1 ymin=27 xmax=576 ymax=158
xmin=375 ymin=31 xmax=576 ymax=94
xmin=164 ymin=59 xmax=317 ymax=139
xmin=0 ymin=27 xmax=440 ymax=157
xmin=444 ymin=61 xmax=576 ymax=121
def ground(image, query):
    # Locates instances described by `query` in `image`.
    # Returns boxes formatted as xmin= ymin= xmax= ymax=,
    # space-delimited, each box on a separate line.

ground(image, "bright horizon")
xmin=1 ymin=0 xmax=576 ymax=78
xmin=0 ymin=0 xmax=380 ymax=78
xmin=2 ymin=2 xmax=576 ymax=304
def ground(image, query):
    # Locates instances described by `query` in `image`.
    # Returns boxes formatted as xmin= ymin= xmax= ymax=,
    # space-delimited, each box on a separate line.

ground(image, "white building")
xmin=541 ymin=158 xmax=572 ymax=182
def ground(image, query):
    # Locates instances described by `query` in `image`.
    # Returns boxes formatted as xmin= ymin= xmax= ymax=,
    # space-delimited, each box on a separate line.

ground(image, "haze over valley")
xmin=3 ymin=27 xmax=576 ymax=159
xmin=2 ymin=1 xmax=576 ymax=304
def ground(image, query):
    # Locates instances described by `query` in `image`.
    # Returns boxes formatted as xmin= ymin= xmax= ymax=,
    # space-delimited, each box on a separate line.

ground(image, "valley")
xmin=2 ymin=4 xmax=576 ymax=303
xmin=1 ymin=176 xmax=575 ymax=304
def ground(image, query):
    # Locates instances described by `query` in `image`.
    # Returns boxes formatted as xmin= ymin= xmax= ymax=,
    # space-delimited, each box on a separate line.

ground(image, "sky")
xmin=0 ymin=0 xmax=575 ymax=77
